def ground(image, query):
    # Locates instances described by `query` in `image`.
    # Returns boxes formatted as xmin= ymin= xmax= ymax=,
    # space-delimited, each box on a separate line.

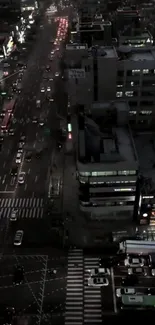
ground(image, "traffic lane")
xmin=101 ymin=276 xmax=115 ymax=312
xmin=114 ymin=265 xmax=151 ymax=277
xmin=114 ymin=274 xmax=155 ymax=288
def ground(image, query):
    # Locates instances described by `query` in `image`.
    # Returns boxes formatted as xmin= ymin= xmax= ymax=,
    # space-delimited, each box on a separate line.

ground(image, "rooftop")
xmin=117 ymin=47 xmax=155 ymax=61
xmin=78 ymin=101 xmax=138 ymax=168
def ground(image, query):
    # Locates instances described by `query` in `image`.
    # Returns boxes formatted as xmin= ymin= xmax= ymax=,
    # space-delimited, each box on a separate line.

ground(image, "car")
xmin=18 ymin=143 xmax=24 ymax=153
xmin=88 ymin=277 xmax=109 ymax=287
xmin=25 ymin=152 xmax=32 ymax=162
xmin=116 ymin=287 xmax=136 ymax=298
xmin=14 ymin=230 xmax=24 ymax=246
xmin=46 ymin=65 xmax=50 ymax=71
xmin=51 ymin=50 xmax=54 ymax=55
xmin=19 ymin=135 xmax=26 ymax=145
xmin=39 ymin=119 xmax=44 ymax=126
xmin=15 ymin=153 xmax=22 ymax=164
xmin=55 ymin=71 xmax=59 ymax=77
xmin=10 ymin=209 xmax=18 ymax=221
xmin=122 ymin=275 xmax=138 ymax=286
xmin=36 ymin=100 xmax=41 ymax=108
xmin=13 ymin=265 xmax=24 ymax=285
xmin=47 ymin=86 xmax=51 ymax=92
xmin=124 ymin=256 xmax=144 ymax=267
xmin=36 ymin=150 xmax=42 ymax=159
xmin=88 ymin=267 xmax=110 ymax=276
xmin=3 ymin=307 xmax=15 ymax=325
xmin=18 ymin=172 xmax=25 ymax=184
xmin=151 ymin=268 xmax=155 ymax=276
xmin=8 ymin=128 xmax=14 ymax=136
xmin=128 ymin=267 xmax=147 ymax=276
xmin=11 ymin=166 xmax=18 ymax=176
xmin=0 ymin=109 xmax=6 ymax=117
xmin=0 ymin=135 xmax=3 ymax=142
xmin=32 ymin=116 xmax=37 ymax=123
xmin=41 ymin=86 xmax=45 ymax=92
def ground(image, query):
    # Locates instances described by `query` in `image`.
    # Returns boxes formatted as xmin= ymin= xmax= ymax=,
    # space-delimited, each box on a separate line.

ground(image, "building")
xmin=71 ymin=20 xmax=112 ymax=47
xmin=77 ymin=100 xmax=139 ymax=224
xmin=65 ymin=44 xmax=155 ymax=128
xmin=118 ymin=28 xmax=153 ymax=47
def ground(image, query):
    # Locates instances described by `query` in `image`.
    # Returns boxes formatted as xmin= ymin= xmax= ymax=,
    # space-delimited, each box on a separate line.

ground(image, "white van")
xmin=14 ymin=230 xmax=24 ymax=246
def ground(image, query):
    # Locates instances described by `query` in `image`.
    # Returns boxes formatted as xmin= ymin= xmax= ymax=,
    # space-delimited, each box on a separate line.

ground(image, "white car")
xmin=47 ymin=86 xmax=51 ymax=92
xmin=88 ymin=277 xmax=109 ymax=287
xmin=41 ymin=86 xmax=45 ymax=92
xmin=116 ymin=287 xmax=136 ymax=298
xmin=16 ymin=153 xmax=22 ymax=164
xmin=10 ymin=209 xmax=18 ymax=221
xmin=55 ymin=72 xmax=59 ymax=77
xmin=14 ymin=230 xmax=24 ymax=246
xmin=18 ymin=172 xmax=25 ymax=184
xmin=124 ymin=257 xmax=144 ymax=267
xmin=88 ymin=268 xmax=110 ymax=276
xmin=151 ymin=268 xmax=155 ymax=276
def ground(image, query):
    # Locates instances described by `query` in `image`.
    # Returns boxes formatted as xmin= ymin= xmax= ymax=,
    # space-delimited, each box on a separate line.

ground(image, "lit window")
xmin=143 ymin=69 xmax=149 ymax=74
xmin=125 ymin=91 xmax=133 ymax=97
xmin=140 ymin=110 xmax=152 ymax=115
xmin=132 ymin=69 xmax=140 ymax=75
xmin=129 ymin=110 xmax=137 ymax=115
xmin=116 ymin=91 xmax=123 ymax=98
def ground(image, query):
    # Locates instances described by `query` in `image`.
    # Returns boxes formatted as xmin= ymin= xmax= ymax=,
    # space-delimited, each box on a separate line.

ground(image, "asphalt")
xmin=0 ymin=3 xmax=70 ymax=323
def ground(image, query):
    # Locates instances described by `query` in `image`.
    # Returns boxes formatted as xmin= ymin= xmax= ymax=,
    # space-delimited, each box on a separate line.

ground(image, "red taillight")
xmin=68 ymin=133 xmax=72 ymax=139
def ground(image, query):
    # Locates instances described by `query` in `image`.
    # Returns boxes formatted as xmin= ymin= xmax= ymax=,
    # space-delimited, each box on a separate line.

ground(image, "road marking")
xmin=28 ymin=168 xmax=31 ymax=174
xmin=2 ymin=175 xmax=6 ymax=184
xmin=111 ymin=267 xmax=117 ymax=313
xmin=4 ymin=185 xmax=7 ymax=191
xmin=24 ymin=183 xmax=27 ymax=191
xmin=3 ymin=162 xmax=6 ymax=168
xmin=35 ymin=176 xmax=38 ymax=182
xmin=0 ymin=191 xmax=14 ymax=193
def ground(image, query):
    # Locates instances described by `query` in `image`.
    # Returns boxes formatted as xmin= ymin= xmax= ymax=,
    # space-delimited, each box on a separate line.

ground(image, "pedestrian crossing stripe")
xmin=0 ymin=208 xmax=44 ymax=219
xmin=0 ymin=207 xmax=44 ymax=219
xmin=0 ymin=197 xmax=44 ymax=209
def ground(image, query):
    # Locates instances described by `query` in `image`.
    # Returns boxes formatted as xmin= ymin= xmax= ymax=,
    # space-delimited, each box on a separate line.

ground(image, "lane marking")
xmin=111 ymin=267 xmax=117 ymax=313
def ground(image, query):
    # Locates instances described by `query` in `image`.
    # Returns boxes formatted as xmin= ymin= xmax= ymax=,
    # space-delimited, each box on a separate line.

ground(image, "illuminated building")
xmin=77 ymin=101 xmax=139 ymax=224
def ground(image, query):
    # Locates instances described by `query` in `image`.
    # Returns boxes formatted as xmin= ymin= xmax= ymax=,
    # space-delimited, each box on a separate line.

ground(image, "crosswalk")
xmin=84 ymin=257 xmax=102 ymax=324
xmin=0 ymin=198 xmax=44 ymax=219
xmin=0 ymin=207 xmax=44 ymax=219
xmin=65 ymin=249 xmax=103 ymax=325
xmin=0 ymin=197 xmax=44 ymax=208
xmin=65 ymin=249 xmax=84 ymax=325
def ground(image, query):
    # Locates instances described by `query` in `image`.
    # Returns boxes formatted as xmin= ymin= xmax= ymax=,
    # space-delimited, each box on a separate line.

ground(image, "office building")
xmin=0 ymin=0 xmax=21 ymax=23
xmin=65 ymin=44 xmax=155 ymax=128
xmin=77 ymin=100 xmax=139 ymax=224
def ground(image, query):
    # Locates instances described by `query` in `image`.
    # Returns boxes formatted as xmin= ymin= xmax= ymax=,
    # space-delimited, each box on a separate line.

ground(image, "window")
xmin=129 ymin=101 xmax=137 ymax=107
xmin=129 ymin=110 xmax=137 ymax=115
xmin=143 ymin=69 xmax=149 ymax=74
xmin=118 ymin=170 xmax=136 ymax=176
xmin=132 ymin=69 xmax=140 ymax=75
xmin=79 ymin=172 xmax=90 ymax=176
xmin=117 ymin=71 xmax=124 ymax=77
xmin=140 ymin=110 xmax=152 ymax=115
xmin=116 ymin=91 xmax=123 ymax=98
xmin=125 ymin=91 xmax=133 ymax=97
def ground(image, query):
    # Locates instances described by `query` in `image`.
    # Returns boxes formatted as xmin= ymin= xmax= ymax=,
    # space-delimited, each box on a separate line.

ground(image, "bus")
xmin=122 ymin=295 xmax=155 ymax=309
xmin=1 ymin=98 xmax=17 ymax=133
xmin=119 ymin=240 xmax=155 ymax=255
xmin=2 ymin=97 xmax=17 ymax=115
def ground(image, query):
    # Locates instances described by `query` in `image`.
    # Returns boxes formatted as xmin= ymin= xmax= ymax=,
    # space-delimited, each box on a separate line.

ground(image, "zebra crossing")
xmin=65 ymin=249 xmax=84 ymax=325
xmin=84 ymin=257 xmax=102 ymax=324
xmin=65 ymin=249 xmax=103 ymax=325
xmin=0 ymin=197 xmax=44 ymax=208
xmin=0 ymin=198 xmax=44 ymax=219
